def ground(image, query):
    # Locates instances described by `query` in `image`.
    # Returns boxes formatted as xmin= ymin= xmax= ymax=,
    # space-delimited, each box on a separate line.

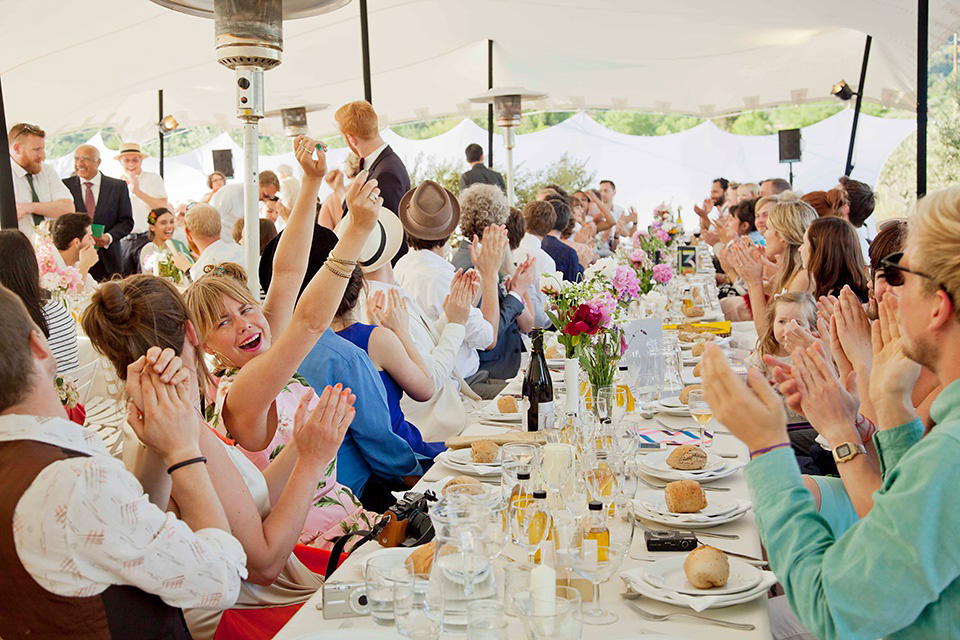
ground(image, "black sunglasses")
xmin=879 ymin=251 xmax=950 ymax=300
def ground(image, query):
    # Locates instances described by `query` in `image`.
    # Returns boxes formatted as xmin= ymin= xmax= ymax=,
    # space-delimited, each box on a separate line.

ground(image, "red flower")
xmin=564 ymin=304 xmax=603 ymax=337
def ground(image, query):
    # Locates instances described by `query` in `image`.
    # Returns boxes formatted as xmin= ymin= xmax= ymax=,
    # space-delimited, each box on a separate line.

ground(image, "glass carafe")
xmin=428 ymin=495 xmax=497 ymax=631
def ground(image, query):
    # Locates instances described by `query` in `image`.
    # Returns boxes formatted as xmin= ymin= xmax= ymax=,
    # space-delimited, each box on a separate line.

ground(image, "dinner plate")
xmin=478 ymin=404 xmax=522 ymax=423
xmin=679 ymin=335 xmax=731 ymax=349
xmin=622 ymin=567 xmax=775 ymax=610
xmin=290 ymin=633 xmax=406 ymax=640
xmin=435 ymin=450 xmax=502 ymax=477
xmin=655 ymin=402 xmax=691 ymax=417
xmin=642 ymin=556 xmax=763 ymax=596
xmin=640 ymin=451 xmax=726 ymax=475
xmin=446 ymin=447 xmax=502 ymax=467
xmin=637 ymin=459 xmax=744 ymax=484
xmin=357 ymin=546 xmax=415 ymax=575
xmin=635 ymin=489 xmax=740 ymax=518
xmin=659 ymin=395 xmax=686 ymax=409
xmin=634 ymin=500 xmax=750 ymax=528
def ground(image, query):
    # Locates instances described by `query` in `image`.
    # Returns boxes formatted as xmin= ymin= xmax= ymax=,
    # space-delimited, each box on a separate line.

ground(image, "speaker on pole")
xmin=212 ymin=149 xmax=235 ymax=178
xmin=778 ymin=129 xmax=802 ymax=163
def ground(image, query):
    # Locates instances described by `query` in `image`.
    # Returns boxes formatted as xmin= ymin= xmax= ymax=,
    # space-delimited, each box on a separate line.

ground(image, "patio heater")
xmin=148 ymin=0 xmax=349 ymax=294
xmin=469 ymin=87 xmax=546 ymax=206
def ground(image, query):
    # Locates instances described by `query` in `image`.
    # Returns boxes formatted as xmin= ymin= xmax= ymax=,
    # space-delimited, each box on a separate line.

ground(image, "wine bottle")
xmin=523 ymin=329 xmax=554 ymax=431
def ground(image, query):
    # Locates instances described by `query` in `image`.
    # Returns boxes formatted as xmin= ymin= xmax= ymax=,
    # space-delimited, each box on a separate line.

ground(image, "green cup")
xmin=91 ymin=223 xmax=105 ymax=238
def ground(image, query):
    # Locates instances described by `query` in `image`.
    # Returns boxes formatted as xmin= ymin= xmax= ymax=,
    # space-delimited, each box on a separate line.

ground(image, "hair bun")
xmin=96 ymin=281 xmax=133 ymax=324
xmin=203 ymin=261 xmax=248 ymax=285
xmin=778 ymin=190 xmax=801 ymax=203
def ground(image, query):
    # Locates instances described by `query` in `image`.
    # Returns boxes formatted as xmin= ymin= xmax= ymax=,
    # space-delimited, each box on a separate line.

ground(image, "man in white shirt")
xmin=184 ymin=203 xmax=244 ymax=281
xmin=116 ymin=143 xmax=169 ymax=235
xmin=394 ymin=181 xmax=499 ymax=381
xmin=599 ymin=179 xmax=624 ymax=220
xmin=210 ymin=170 xmax=283 ymax=243
xmin=0 ymin=286 xmax=246 ymax=638
xmin=7 ymin=123 xmax=73 ymax=238
xmin=49 ymin=213 xmax=100 ymax=293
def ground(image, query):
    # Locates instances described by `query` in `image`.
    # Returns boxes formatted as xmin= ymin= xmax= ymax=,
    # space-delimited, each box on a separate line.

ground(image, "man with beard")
xmin=693 ymin=177 xmax=728 ymax=228
xmin=7 ymin=123 xmax=73 ymax=238
xmin=335 ymin=100 xmax=411 ymax=264
xmin=700 ymin=185 xmax=960 ymax=639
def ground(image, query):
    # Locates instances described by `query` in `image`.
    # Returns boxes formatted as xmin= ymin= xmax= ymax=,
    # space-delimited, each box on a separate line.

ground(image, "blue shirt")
xmin=541 ymin=235 xmax=583 ymax=282
xmin=748 ymin=230 xmax=765 ymax=246
xmin=297 ymin=329 xmax=423 ymax=496
xmin=744 ymin=378 xmax=960 ymax=639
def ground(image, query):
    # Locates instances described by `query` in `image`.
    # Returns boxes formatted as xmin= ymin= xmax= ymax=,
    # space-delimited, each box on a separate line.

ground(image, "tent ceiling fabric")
xmin=4 ymin=0 xmax=958 ymax=140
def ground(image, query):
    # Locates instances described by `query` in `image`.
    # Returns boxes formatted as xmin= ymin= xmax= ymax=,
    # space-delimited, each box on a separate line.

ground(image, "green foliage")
xmin=598 ymin=111 xmax=701 ymax=136
xmin=513 ymin=153 xmax=596 ymax=205
xmin=407 ymin=153 xmax=464 ymax=195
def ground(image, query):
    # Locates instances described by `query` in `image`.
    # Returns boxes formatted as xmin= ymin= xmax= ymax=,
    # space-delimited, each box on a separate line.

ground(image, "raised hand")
xmin=730 ymin=241 xmax=763 ymax=286
xmin=869 ymin=296 xmax=921 ymax=426
xmin=834 ymin=286 xmax=873 ymax=373
xmin=127 ymin=368 xmax=201 ymax=465
xmin=324 ymin=169 xmax=345 ymax=193
xmin=469 ymin=224 xmax=508 ymax=279
xmin=78 ymin=243 xmax=99 ymax=273
xmin=702 ymin=344 xmax=788 ymax=451
xmin=763 ymin=354 xmax=805 ymax=416
xmin=343 ymin=170 xmax=381 ymax=233
xmin=782 ymin=319 xmax=819 ymax=355
xmin=292 ymin=384 xmax=356 ymax=467
xmin=375 ymin=288 xmax=412 ymax=337
xmin=507 ymin=256 xmax=537 ymax=294
xmin=293 ymin=134 xmax=328 ymax=179
xmin=366 ymin=289 xmax=387 ymax=325
xmin=792 ymin=343 xmax=859 ymax=445
xmin=443 ymin=269 xmax=473 ymax=325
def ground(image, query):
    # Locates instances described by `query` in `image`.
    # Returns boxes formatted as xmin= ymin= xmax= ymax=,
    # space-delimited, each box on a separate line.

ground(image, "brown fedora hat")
xmin=397 ymin=180 xmax=460 ymax=241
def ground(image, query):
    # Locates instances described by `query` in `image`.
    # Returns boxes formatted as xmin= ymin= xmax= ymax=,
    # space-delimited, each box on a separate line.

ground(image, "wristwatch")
xmin=832 ymin=442 xmax=867 ymax=464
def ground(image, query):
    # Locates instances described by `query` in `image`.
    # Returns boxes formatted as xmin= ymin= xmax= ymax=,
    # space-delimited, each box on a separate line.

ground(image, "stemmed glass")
xmin=554 ymin=515 xmax=630 ymax=626
xmin=688 ymin=389 xmax=713 ymax=447
xmin=582 ymin=447 xmax=621 ymax=507
xmin=509 ymin=495 xmax=551 ymax=564
xmin=540 ymin=442 xmax=576 ymax=509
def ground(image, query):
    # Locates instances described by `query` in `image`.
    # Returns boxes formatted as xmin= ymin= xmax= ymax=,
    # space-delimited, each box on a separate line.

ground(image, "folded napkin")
xmin=631 ymin=427 xmax=712 ymax=446
xmin=436 ymin=452 xmax=501 ymax=477
xmin=638 ymin=499 xmax=750 ymax=523
xmin=620 ymin=568 xmax=778 ymax=612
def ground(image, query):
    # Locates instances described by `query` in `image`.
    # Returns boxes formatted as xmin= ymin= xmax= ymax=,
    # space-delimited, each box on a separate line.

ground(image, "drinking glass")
xmin=608 ymin=494 xmax=636 ymax=548
xmin=466 ymin=600 xmax=507 ymax=639
xmin=502 ymin=561 xmax=535 ymax=617
xmin=687 ymin=389 xmax=713 ymax=447
xmin=510 ymin=494 xmax=551 ymax=563
xmin=581 ymin=447 xmax=621 ymax=507
xmin=502 ymin=443 xmax=542 ymax=468
xmin=569 ymin=542 xmax=630 ymax=625
xmin=366 ymin=555 xmax=406 ymax=626
xmin=501 ymin=459 xmax=533 ymax=502
xmin=394 ymin=570 xmax=443 ymax=640
xmin=512 ymin=585 xmax=583 ymax=640
xmin=540 ymin=442 xmax=576 ymax=508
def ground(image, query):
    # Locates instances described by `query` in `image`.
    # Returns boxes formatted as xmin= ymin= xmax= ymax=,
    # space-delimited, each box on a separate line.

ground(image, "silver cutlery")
xmin=637 ymin=475 xmax=731 ymax=492
xmin=619 ymin=591 xmax=756 ymax=631
xmin=706 ymin=546 xmax=769 ymax=566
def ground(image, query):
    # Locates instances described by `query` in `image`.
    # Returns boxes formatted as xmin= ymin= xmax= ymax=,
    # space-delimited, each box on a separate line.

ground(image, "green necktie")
xmin=25 ymin=173 xmax=43 ymax=226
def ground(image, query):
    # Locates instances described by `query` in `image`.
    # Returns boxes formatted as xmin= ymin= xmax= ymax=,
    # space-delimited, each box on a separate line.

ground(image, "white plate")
xmin=635 ymin=489 xmax=740 ymax=518
xmin=357 ymin=546 xmax=415 ymax=575
xmin=446 ymin=447 xmax=502 ymax=467
xmin=478 ymin=404 xmax=522 ymax=422
xmin=656 ymin=404 xmax=692 ymax=417
xmin=435 ymin=450 xmax=502 ymax=477
xmin=659 ymin=395 xmax=687 ymax=409
xmin=547 ymin=358 xmax=566 ymax=368
xmin=642 ymin=556 xmax=762 ymax=596
xmin=634 ymin=500 xmax=750 ymax=528
xmin=637 ymin=459 xmax=744 ymax=484
xmin=641 ymin=450 xmax=726 ymax=475
xmin=623 ymin=568 xmax=774 ymax=610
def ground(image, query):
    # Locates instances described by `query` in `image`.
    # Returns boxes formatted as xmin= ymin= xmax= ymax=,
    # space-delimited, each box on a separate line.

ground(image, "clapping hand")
xmin=730 ymin=241 xmax=763 ymax=286
xmin=792 ymin=342 xmax=859 ymax=445
xmin=443 ymin=269 xmax=474 ymax=325
xmin=469 ymin=224 xmax=508 ymax=279
xmin=506 ymin=256 xmax=536 ymax=294
xmin=371 ymin=289 xmax=411 ymax=338
xmin=574 ymin=220 xmax=597 ymax=244
xmin=127 ymin=368 xmax=201 ymax=466
xmin=694 ymin=197 xmax=714 ymax=222
xmin=292 ymin=384 xmax=356 ymax=468
xmin=762 ymin=354 xmax=805 ymax=417
xmin=293 ymin=134 xmax=328 ymax=179
xmin=869 ymin=296 xmax=922 ymax=425
xmin=324 ymin=169 xmax=345 ymax=193
xmin=343 ymin=170 xmax=381 ymax=233
xmin=701 ymin=344 xmax=788 ymax=451
xmin=781 ymin=320 xmax=820 ymax=355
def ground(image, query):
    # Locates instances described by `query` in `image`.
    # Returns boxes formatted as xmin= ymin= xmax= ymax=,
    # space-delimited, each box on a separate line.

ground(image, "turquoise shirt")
xmin=744 ymin=379 xmax=960 ymax=639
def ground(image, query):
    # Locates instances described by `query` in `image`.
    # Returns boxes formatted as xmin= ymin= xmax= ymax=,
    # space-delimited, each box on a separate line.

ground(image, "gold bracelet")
xmin=324 ymin=260 xmax=353 ymax=278
xmin=327 ymin=253 xmax=358 ymax=267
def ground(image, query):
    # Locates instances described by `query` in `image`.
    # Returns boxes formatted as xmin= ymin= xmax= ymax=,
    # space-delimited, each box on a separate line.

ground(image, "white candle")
xmin=541 ymin=443 xmax=573 ymax=486
xmin=530 ymin=563 xmax=556 ymax=617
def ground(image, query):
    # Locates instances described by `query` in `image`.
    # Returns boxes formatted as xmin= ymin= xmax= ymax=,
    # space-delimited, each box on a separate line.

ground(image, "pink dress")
xmin=210 ymin=369 xmax=378 ymax=549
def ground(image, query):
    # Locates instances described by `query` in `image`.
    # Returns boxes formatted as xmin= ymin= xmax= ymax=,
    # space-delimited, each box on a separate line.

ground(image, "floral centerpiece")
xmin=55 ymin=375 xmax=80 ymax=409
xmin=34 ymin=226 xmax=84 ymax=303
xmin=648 ymin=203 xmax=685 ymax=248
xmin=143 ymin=249 xmax=187 ymax=285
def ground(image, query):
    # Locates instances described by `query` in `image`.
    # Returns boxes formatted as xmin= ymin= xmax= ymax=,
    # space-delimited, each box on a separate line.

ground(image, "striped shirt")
xmin=42 ymin=299 xmax=79 ymax=375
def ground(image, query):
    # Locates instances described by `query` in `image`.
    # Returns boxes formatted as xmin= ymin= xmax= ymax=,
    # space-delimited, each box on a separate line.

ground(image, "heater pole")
xmin=504 ymin=127 xmax=515 ymax=206
xmin=360 ymin=0 xmax=372 ymax=104
xmin=158 ymin=90 xmax=165 ymax=178
xmin=242 ymin=119 xmax=260 ymax=296
xmin=487 ymin=40 xmax=494 ymax=168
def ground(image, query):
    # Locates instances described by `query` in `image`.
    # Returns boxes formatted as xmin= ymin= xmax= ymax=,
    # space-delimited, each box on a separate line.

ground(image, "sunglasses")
xmin=880 ymin=252 xmax=942 ymax=292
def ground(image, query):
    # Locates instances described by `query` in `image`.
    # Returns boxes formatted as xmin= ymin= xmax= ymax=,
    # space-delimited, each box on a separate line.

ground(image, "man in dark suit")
xmin=336 ymin=100 xmax=411 ymax=264
xmin=62 ymin=145 xmax=133 ymax=280
xmin=459 ymin=143 xmax=505 ymax=193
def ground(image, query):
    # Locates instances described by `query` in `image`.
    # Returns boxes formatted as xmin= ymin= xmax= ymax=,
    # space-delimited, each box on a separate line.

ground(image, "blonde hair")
xmin=737 ymin=183 xmax=759 ymax=199
xmin=910 ymin=187 xmax=960 ymax=319
xmin=335 ymin=100 xmax=379 ymax=140
xmin=755 ymin=292 xmax=817 ymax=372
xmin=755 ymin=194 xmax=780 ymax=211
xmin=767 ymin=196 xmax=817 ymax=294
xmin=185 ymin=203 xmax=221 ymax=240
xmin=183 ymin=263 xmax=260 ymax=365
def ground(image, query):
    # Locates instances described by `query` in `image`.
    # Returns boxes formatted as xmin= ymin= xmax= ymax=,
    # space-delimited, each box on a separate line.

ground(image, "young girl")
xmin=747 ymin=291 xmax=818 ymax=377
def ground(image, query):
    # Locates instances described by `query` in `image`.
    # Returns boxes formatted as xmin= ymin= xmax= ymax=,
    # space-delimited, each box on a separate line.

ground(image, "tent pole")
xmin=918 ymin=0 xmax=928 ymax=198
xmin=360 ymin=0 xmax=372 ymax=104
xmin=845 ymin=35 xmax=871 ymax=176
xmin=0 ymin=76 xmax=17 ymax=230
xmin=158 ymin=90 xmax=165 ymax=178
xmin=487 ymin=39 xmax=494 ymax=167
xmin=242 ymin=119 xmax=260 ymax=296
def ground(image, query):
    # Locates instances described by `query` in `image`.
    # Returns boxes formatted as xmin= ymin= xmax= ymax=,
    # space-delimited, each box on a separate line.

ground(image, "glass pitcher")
xmin=428 ymin=495 xmax=497 ymax=631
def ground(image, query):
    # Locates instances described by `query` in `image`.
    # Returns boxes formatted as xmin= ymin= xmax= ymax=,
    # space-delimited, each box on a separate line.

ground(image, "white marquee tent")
xmin=2 ymin=0 xmax=958 ymax=141
xmin=49 ymin=108 xmax=915 ymax=224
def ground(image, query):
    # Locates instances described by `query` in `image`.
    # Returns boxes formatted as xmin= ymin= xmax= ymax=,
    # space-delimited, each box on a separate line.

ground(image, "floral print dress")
xmin=209 ymin=369 xmax=378 ymax=549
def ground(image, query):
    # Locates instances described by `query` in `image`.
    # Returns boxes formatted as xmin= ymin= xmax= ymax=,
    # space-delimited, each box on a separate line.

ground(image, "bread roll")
xmin=679 ymin=331 xmax=697 ymax=343
xmin=691 ymin=343 xmax=705 ymax=358
xmin=664 ymin=479 xmax=707 ymax=513
xmin=666 ymin=444 xmax=707 ymax=470
xmin=683 ymin=546 xmax=729 ymax=588
xmin=497 ymin=395 xmax=518 ymax=413
xmin=405 ymin=540 xmax=437 ymax=575
xmin=678 ymin=384 xmax=702 ymax=405
xmin=692 ymin=362 xmax=702 ymax=377
xmin=683 ymin=306 xmax=705 ymax=318
xmin=442 ymin=475 xmax=482 ymax=495
xmin=471 ymin=440 xmax=500 ymax=463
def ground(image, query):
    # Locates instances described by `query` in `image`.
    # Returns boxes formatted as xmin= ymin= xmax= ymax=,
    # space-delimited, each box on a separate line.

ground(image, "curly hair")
xmin=457 ymin=184 xmax=508 ymax=239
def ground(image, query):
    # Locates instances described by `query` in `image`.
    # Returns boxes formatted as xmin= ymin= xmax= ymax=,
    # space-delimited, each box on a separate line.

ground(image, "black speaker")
xmin=778 ymin=129 xmax=801 ymax=163
xmin=212 ymin=149 xmax=234 ymax=178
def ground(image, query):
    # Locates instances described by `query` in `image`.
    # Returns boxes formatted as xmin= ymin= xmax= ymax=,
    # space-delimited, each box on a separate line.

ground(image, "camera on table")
xmin=378 ymin=490 xmax=437 ymax=548
xmin=321 ymin=581 xmax=369 ymax=619
xmin=644 ymin=529 xmax=699 ymax=552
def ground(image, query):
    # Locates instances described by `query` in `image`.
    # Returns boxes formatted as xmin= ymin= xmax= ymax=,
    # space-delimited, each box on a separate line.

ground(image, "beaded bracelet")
xmin=167 ymin=456 xmax=207 ymax=475
xmin=749 ymin=442 xmax=791 ymax=459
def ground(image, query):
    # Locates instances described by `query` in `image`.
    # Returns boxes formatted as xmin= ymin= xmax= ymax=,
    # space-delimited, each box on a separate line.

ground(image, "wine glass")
xmin=687 ymin=389 xmax=713 ymax=447
xmin=569 ymin=540 xmax=630 ymax=624
xmin=540 ymin=442 xmax=575 ymax=509
xmin=582 ymin=447 xmax=621 ymax=507
xmin=510 ymin=496 xmax=551 ymax=564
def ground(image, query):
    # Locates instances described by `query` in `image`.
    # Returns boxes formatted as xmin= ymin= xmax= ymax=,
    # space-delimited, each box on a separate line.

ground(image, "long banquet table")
xmin=275 ymin=379 xmax=774 ymax=639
